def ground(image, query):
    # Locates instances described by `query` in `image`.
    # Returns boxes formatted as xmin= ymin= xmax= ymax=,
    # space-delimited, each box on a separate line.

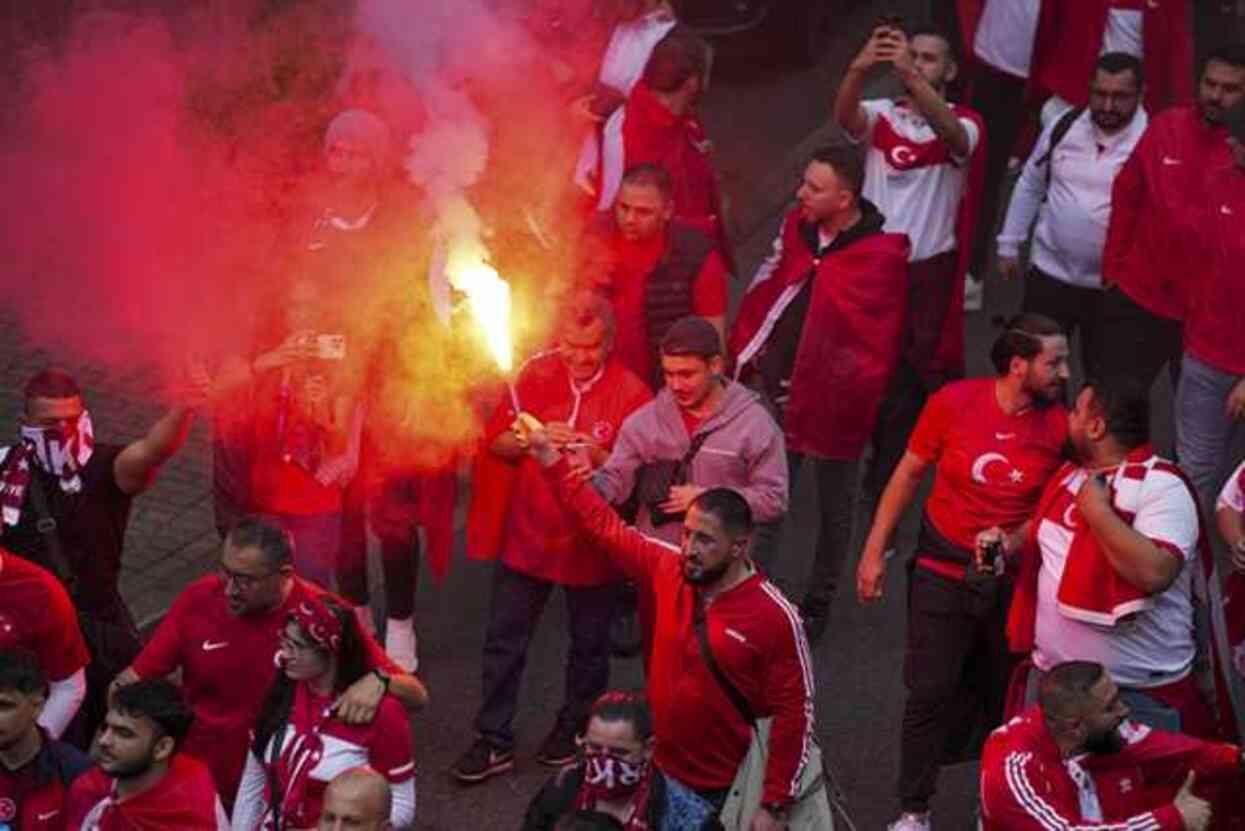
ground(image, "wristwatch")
xmin=372 ymin=668 xmax=391 ymax=693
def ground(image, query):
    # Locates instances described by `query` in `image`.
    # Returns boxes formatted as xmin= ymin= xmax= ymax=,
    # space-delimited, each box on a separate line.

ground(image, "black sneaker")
xmin=451 ymin=738 xmax=515 ymax=784
xmin=534 ymin=724 xmax=580 ymax=767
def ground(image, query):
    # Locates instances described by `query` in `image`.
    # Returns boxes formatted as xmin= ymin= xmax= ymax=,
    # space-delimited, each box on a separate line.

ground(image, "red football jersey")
xmin=247 ymin=685 xmax=413 ymax=829
xmin=909 ymin=378 xmax=1068 ymax=551
xmin=131 ymin=576 xmax=398 ymax=805
xmin=64 ymin=754 xmax=227 ymax=830
xmin=0 ymin=550 xmax=90 ymax=682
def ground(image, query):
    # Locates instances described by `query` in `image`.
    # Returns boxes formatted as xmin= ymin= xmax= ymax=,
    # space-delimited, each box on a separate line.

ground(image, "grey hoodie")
xmin=592 ymin=380 xmax=788 ymax=544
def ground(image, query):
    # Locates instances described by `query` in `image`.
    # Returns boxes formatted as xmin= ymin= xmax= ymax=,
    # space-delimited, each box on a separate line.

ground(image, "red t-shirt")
xmin=64 ymin=754 xmax=225 ymax=830
xmin=0 ymin=551 xmax=90 ymax=682
xmin=252 ymin=685 xmax=413 ymax=829
xmin=610 ymin=234 xmax=728 ymax=384
xmin=908 ymin=378 xmax=1068 ymax=552
xmin=130 ymin=576 xmax=399 ymax=805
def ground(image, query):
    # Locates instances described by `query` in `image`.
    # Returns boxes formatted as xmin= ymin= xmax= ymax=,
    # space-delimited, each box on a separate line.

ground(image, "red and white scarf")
xmin=0 ymin=411 xmax=95 ymax=526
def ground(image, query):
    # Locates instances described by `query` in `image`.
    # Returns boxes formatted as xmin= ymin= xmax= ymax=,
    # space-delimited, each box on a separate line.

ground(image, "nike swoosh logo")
xmin=37 ymin=810 xmax=60 ymax=821
xmin=995 ymin=432 xmax=1016 ymax=440
xmin=1221 ymin=205 xmax=1234 ymax=215
xmin=202 ymin=640 xmax=229 ymax=651
xmin=1161 ymin=156 xmax=1182 ymax=166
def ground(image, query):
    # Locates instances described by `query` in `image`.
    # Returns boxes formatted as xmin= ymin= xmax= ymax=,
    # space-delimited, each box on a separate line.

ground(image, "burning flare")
xmin=447 ymin=247 xmax=513 ymax=373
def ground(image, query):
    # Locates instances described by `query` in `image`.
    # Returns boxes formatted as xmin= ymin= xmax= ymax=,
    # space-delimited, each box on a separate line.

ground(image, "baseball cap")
xmin=660 ymin=316 xmax=722 ymax=358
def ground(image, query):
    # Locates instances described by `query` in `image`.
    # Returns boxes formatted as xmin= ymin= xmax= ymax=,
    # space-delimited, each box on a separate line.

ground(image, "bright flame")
xmin=448 ymin=255 xmax=513 ymax=372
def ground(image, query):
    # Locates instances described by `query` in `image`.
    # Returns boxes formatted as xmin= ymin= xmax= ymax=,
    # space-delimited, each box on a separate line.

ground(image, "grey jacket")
xmin=592 ymin=380 xmax=788 ymax=544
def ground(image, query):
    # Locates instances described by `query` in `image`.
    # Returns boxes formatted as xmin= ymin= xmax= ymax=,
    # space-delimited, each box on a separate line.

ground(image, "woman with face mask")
xmin=521 ymin=691 xmax=722 ymax=831
xmin=230 ymin=596 xmax=415 ymax=830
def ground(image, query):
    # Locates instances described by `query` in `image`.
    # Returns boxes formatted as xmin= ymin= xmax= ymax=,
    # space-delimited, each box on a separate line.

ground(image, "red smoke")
xmin=0 ymin=0 xmax=602 ymax=472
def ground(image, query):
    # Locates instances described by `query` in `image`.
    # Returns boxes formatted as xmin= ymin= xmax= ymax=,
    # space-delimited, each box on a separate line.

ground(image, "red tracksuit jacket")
xmin=544 ymin=458 xmax=816 ymax=804
xmin=1103 ymin=106 xmax=1233 ymax=322
xmin=981 ymin=704 xmax=1241 ymax=830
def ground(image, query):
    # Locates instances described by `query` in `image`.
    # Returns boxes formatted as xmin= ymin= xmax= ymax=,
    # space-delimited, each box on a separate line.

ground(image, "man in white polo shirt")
xmin=1006 ymin=379 xmax=1215 ymax=737
xmin=833 ymin=19 xmax=984 ymax=517
xmin=996 ymin=52 xmax=1148 ymax=377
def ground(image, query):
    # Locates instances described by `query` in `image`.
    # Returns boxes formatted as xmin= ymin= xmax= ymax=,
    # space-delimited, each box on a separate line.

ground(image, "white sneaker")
xmin=385 ymin=616 xmax=418 ymax=673
xmin=963 ymin=273 xmax=984 ymax=312
xmin=353 ymin=604 xmax=377 ymax=639
xmin=888 ymin=812 xmax=932 ymax=831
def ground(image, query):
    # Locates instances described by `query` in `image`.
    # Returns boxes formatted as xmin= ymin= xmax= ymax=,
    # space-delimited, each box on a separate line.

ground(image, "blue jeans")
xmin=1118 ymin=687 xmax=1183 ymax=732
xmin=1175 ymin=353 xmax=1244 ymax=510
xmin=260 ymin=512 xmax=341 ymax=590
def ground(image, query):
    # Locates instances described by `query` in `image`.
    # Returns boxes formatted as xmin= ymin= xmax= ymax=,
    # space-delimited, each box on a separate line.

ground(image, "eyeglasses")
xmin=217 ymin=564 xmax=279 ymax=591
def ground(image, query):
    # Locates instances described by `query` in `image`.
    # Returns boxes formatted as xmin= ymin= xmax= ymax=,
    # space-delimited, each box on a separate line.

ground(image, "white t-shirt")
xmin=973 ymin=0 xmax=1041 ymax=79
xmin=1033 ymin=463 xmax=1200 ymax=688
xmin=1102 ymin=9 xmax=1143 ymax=58
xmin=1218 ymin=460 xmax=1245 ymax=513
xmin=853 ymin=99 xmax=980 ymax=262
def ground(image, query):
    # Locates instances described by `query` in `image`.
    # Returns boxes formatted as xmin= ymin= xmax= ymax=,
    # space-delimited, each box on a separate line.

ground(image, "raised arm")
xmin=114 ymin=405 xmax=196 ymax=495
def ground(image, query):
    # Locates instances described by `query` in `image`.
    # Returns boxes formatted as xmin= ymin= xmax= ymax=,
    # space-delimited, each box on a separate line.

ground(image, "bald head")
xmin=318 ymin=768 xmax=392 ymax=831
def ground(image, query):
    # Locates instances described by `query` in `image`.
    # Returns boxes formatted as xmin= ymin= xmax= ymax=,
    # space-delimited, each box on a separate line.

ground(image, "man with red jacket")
xmin=0 ymin=650 xmax=91 ymax=831
xmin=454 ymin=292 xmax=651 ymax=784
xmin=529 ymin=436 xmax=815 ymax=831
xmin=981 ymin=660 xmax=1243 ymax=830
xmin=731 ymin=143 xmax=910 ymax=641
xmin=1099 ymin=45 xmax=1245 ymax=394
xmin=580 ymin=163 xmax=729 ymax=388
xmin=1029 ymin=0 xmax=1194 ymax=116
xmin=1175 ymin=98 xmax=1245 ymax=513
xmin=595 ymin=28 xmax=728 ymax=258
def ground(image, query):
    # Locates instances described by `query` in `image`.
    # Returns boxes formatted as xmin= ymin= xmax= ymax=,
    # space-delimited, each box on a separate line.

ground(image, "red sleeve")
xmin=980 ymin=741 xmax=1184 ymax=831
xmin=367 ymin=698 xmax=415 ymax=782
xmin=37 ymin=577 xmax=90 ymax=681
xmin=1102 ymin=132 xmax=1148 ymax=287
xmin=907 ymin=387 xmax=954 ymax=463
xmin=132 ymin=592 xmax=189 ymax=679
xmin=690 ymin=251 xmax=728 ymax=318
xmin=545 ymin=456 xmax=667 ymax=583
xmin=760 ymin=606 xmax=816 ymax=804
xmin=1111 ymin=722 xmax=1243 ymax=787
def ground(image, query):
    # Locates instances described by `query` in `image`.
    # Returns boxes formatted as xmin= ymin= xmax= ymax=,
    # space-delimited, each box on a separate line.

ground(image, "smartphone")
xmin=316 ymin=334 xmax=346 ymax=361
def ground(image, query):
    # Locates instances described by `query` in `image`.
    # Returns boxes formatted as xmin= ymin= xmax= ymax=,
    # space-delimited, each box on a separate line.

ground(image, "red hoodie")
xmin=543 ymin=457 xmax=815 ymax=805
xmin=1103 ymin=106 xmax=1233 ymax=321
xmin=981 ymin=704 xmax=1241 ymax=831
xmin=1030 ymin=0 xmax=1193 ymax=114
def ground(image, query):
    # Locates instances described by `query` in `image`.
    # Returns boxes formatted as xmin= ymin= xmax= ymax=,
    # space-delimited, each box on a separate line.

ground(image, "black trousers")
xmin=1096 ymin=285 xmax=1184 ymax=392
xmin=898 ymin=567 xmax=1014 ymax=813
xmin=1022 ymin=267 xmax=1105 ymax=378
xmin=790 ymin=453 xmax=859 ymax=618
xmin=475 ymin=563 xmax=619 ymax=750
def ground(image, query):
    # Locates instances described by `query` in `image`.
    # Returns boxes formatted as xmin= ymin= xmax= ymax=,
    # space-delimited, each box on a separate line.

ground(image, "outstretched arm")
xmin=114 ymin=406 xmax=196 ymax=495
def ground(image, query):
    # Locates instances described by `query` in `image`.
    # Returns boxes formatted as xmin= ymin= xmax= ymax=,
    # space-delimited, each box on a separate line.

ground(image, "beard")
xmin=1024 ymin=376 xmax=1066 ymax=409
xmin=1084 ymin=725 xmax=1125 ymax=756
xmin=94 ymin=750 xmax=155 ymax=779
xmin=682 ymin=558 xmax=731 ymax=586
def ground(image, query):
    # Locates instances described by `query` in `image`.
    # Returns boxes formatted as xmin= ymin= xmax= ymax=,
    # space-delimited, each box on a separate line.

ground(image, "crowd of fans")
xmin=2 ymin=0 xmax=1245 ymax=829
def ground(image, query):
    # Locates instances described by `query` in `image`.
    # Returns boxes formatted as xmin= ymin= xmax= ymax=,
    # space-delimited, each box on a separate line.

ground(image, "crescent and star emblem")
xmin=889 ymin=145 xmax=917 ymax=167
xmin=970 ymin=452 xmax=1025 ymax=486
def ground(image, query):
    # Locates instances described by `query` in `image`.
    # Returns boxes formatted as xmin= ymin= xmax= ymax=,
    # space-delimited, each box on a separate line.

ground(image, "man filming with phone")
xmin=202 ymin=275 xmax=363 ymax=590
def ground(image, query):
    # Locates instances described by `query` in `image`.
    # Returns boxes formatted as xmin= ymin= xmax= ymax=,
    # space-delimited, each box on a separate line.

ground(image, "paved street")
xmin=0 ymin=1 xmax=1205 ymax=828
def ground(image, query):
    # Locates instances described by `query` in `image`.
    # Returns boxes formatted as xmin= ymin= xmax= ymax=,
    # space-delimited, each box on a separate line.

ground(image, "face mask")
xmin=581 ymin=746 xmax=649 ymax=801
xmin=19 ymin=410 xmax=94 ymax=483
